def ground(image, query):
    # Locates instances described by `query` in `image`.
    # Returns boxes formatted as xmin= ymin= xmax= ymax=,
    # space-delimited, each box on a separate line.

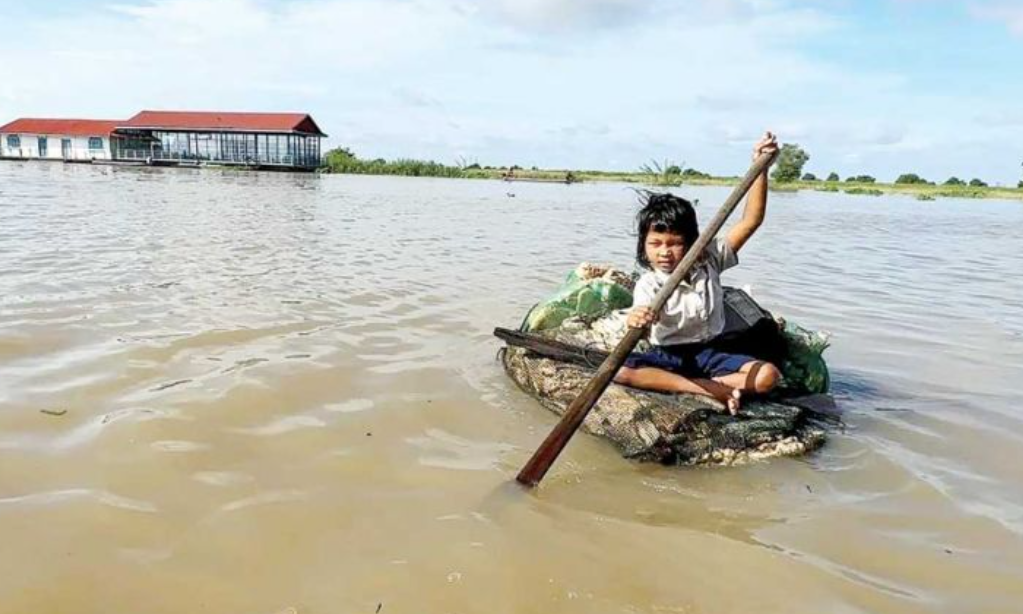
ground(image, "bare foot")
xmin=719 ymin=388 xmax=742 ymax=416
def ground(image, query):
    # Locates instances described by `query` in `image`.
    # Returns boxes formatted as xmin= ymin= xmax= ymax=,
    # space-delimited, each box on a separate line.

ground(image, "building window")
xmin=6 ymin=135 xmax=20 ymax=148
xmin=88 ymin=137 xmax=104 ymax=150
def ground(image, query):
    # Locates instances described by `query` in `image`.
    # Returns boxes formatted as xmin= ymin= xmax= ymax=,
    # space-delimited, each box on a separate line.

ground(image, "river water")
xmin=1 ymin=161 xmax=1022 ymax=613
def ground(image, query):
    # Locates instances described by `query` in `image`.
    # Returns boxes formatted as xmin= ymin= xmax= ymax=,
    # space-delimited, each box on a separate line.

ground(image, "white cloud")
xmin=976 ymin=109 xmax=1023 ymax=126
xmin=392 ymin=86 xmax=444 ymax=109
xmin=472 ymin=0 xmax=657 ymax=31
xmin=973 ymin=2 xmax=1023 ymax=35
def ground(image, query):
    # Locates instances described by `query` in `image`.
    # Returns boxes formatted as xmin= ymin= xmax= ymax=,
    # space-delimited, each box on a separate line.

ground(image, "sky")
xmin=1 ymin=0 xmax=1022 ymax=184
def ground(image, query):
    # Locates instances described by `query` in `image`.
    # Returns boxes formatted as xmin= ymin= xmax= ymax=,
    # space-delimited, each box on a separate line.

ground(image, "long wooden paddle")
xmin=516 ymin=150 xmax=779 ymax=487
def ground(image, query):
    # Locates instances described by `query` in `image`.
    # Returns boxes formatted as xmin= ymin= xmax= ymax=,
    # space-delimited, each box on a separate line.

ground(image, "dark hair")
xmin=634 ymin=191 xmax=699 ymax=269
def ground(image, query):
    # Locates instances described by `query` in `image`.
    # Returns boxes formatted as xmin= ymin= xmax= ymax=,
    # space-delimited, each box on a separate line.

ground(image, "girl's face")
xmin=644 ymin=229 xmax=686 ymax=273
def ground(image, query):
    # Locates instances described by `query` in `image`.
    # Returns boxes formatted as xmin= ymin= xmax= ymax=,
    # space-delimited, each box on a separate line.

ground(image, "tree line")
xmin=771 ymin=143 xmax=1022 ymax=189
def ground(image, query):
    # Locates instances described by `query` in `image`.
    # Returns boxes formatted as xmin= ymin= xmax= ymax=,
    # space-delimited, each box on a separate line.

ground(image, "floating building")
xmin=0 ymin=118 xmax=120 ymax=161
xmin=0 ymin=110 xmax=327 ymax=171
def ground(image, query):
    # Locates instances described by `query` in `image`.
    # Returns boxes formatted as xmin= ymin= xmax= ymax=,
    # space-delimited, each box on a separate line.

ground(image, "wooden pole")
xmin=495 ymin=327 xmax=610 ymax=367
xmin=515 ymin=150 xmax=779 ymax=487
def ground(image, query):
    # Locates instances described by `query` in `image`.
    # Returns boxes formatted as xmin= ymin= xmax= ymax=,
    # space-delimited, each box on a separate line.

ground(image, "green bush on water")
xmin=844 ymin=187 xmax=884 ymax=196
xmin=640 ymin=159 xmax=684 ymax=187
xmin=322 ymin=147 xmax=464 ymax=178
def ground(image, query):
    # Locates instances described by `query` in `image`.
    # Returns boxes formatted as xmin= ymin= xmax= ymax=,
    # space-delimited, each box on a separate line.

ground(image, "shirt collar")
xmin=652 ymin=267 xmax=693 ymax=288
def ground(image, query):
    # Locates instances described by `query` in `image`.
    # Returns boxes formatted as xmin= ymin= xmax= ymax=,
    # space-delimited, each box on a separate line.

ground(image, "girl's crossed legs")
xmin=615 ymin=349 xmax=780 ymax=414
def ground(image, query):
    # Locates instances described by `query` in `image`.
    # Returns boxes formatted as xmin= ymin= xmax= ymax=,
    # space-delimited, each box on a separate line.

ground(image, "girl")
xmin=615 ymin=132 xmax=780 ymax=414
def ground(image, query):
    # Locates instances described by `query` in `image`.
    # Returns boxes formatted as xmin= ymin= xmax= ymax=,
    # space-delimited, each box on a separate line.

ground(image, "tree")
xmin=771 ymin=143 xmax=809 ymax=183
xmin=969 ymin=178 xmax=987 ymax=187
xmin=328 ymin=146 xmax=356 ymax=159
xmin=802 ymin=172 xmax=818 ymax=181
xmin=826 ymin=172 xmax=840 ymax=182
xmin=895 ymin=173 xmax=928 ymax=185
xmin=846 ymin=175 xmax=876 ymax=183
xmin=665 ymin=164 xmax=682 ymax=175
xmin=944 ymin=177 xmax=965 ymax=186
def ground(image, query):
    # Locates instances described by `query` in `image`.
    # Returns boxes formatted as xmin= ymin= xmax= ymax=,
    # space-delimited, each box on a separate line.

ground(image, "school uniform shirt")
xmin=632 ymin=237 xmax=739 ymax=346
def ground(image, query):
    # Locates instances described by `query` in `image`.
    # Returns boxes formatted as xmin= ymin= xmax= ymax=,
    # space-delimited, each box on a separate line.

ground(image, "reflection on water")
xmin=1 ymin=161 xmax=1022 ymax=613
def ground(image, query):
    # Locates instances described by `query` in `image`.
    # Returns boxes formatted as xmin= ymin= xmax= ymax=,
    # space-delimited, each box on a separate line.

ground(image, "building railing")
xmin=114 ymin=148 xmax=319 ymax=167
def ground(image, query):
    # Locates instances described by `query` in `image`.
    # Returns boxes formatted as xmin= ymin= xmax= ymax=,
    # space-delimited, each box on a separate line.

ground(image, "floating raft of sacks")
xmin=496 ymin=264 xmax=834 ymax=466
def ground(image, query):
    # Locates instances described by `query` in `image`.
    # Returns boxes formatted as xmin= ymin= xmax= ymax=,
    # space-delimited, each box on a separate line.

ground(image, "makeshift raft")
xmin=497 ymin=264 xmax=833 ymax=466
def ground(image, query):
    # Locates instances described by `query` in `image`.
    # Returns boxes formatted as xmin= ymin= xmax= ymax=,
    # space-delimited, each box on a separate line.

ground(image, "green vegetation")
xmin=933 ymin=188 xmax=987 ymax=198
xmin=844 ymin=187 xmax=883 ymax=196
xmin=318 ymin=145 xmax=1023 ymax=201
xmin=895 ymin=173 xmax=930 ymax=185
xmin=322 ymin=147 xmax=464 ymax=177
xmin=681 ymin=168 xmax=712 ymax=180
xmin=639 ymin=159 xmax=684 ymax=187
xmin=771 ymin=144 xmax=809 ymax=183
xmin=635 ymin=160 xmax=716 ymax=187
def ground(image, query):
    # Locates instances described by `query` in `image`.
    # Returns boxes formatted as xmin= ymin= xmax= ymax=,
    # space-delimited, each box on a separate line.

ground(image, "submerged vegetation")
xmin=319 ymin=146 xmax=1023 ymax=201
xmin=844 ymin=187 xmax=884 ymax=196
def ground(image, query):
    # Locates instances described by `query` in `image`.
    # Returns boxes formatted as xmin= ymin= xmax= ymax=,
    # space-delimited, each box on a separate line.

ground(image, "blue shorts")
xmin=624 ymin=343 xmax=754 ymax=379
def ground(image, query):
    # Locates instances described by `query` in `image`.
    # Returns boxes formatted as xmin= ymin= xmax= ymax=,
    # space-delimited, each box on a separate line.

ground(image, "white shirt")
xmin=632 ymin=237 xmax=739 ymax=345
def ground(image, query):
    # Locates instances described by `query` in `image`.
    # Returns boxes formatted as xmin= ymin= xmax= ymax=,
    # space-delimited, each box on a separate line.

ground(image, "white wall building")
xmin=0 ymin=118 xmax=120 ymax=161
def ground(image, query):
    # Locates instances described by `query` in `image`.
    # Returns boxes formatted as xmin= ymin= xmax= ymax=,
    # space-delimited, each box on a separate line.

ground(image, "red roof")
xmin=0 ymin=118 xmax=121 ymax=137
xmin=120 ymin=110 xmax=326 ymax=136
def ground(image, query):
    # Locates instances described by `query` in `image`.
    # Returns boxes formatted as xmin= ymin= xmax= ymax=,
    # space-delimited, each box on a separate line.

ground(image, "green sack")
xmin=779 ymin=321 xmax=831 ymax=395
xmin=523 ymin=268 xmax=634 ymax=332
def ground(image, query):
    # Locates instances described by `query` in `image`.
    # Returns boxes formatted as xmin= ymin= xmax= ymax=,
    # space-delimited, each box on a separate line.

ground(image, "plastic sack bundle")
xmin=523 ymin=263 xmax=635 ymax=332
xmin=779 ymin=322 xmax=831 ymax=394
xmin=521 ymin=265 xmax=831 ymax=396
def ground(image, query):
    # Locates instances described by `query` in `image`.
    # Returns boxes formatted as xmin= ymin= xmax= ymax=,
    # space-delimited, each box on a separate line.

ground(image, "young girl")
xmin=615 ymin=132 xmax=780 ymax=414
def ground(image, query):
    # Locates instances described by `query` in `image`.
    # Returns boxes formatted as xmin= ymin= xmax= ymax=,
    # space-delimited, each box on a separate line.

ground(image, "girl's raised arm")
xmin=727 ymin=132 xmax=777 ymax=253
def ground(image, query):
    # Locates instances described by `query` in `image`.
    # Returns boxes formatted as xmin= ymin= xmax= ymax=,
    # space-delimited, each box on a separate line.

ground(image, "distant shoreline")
xmin=5 ymin=155 xmax=1017 ymax=201
xmin=322 ymin=164 xmax=1023 ymax=202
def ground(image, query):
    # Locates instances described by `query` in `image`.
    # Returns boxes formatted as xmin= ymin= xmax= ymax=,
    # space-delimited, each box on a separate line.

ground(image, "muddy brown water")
xmin=1 ymin=162 xmax=1022 ymax=613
